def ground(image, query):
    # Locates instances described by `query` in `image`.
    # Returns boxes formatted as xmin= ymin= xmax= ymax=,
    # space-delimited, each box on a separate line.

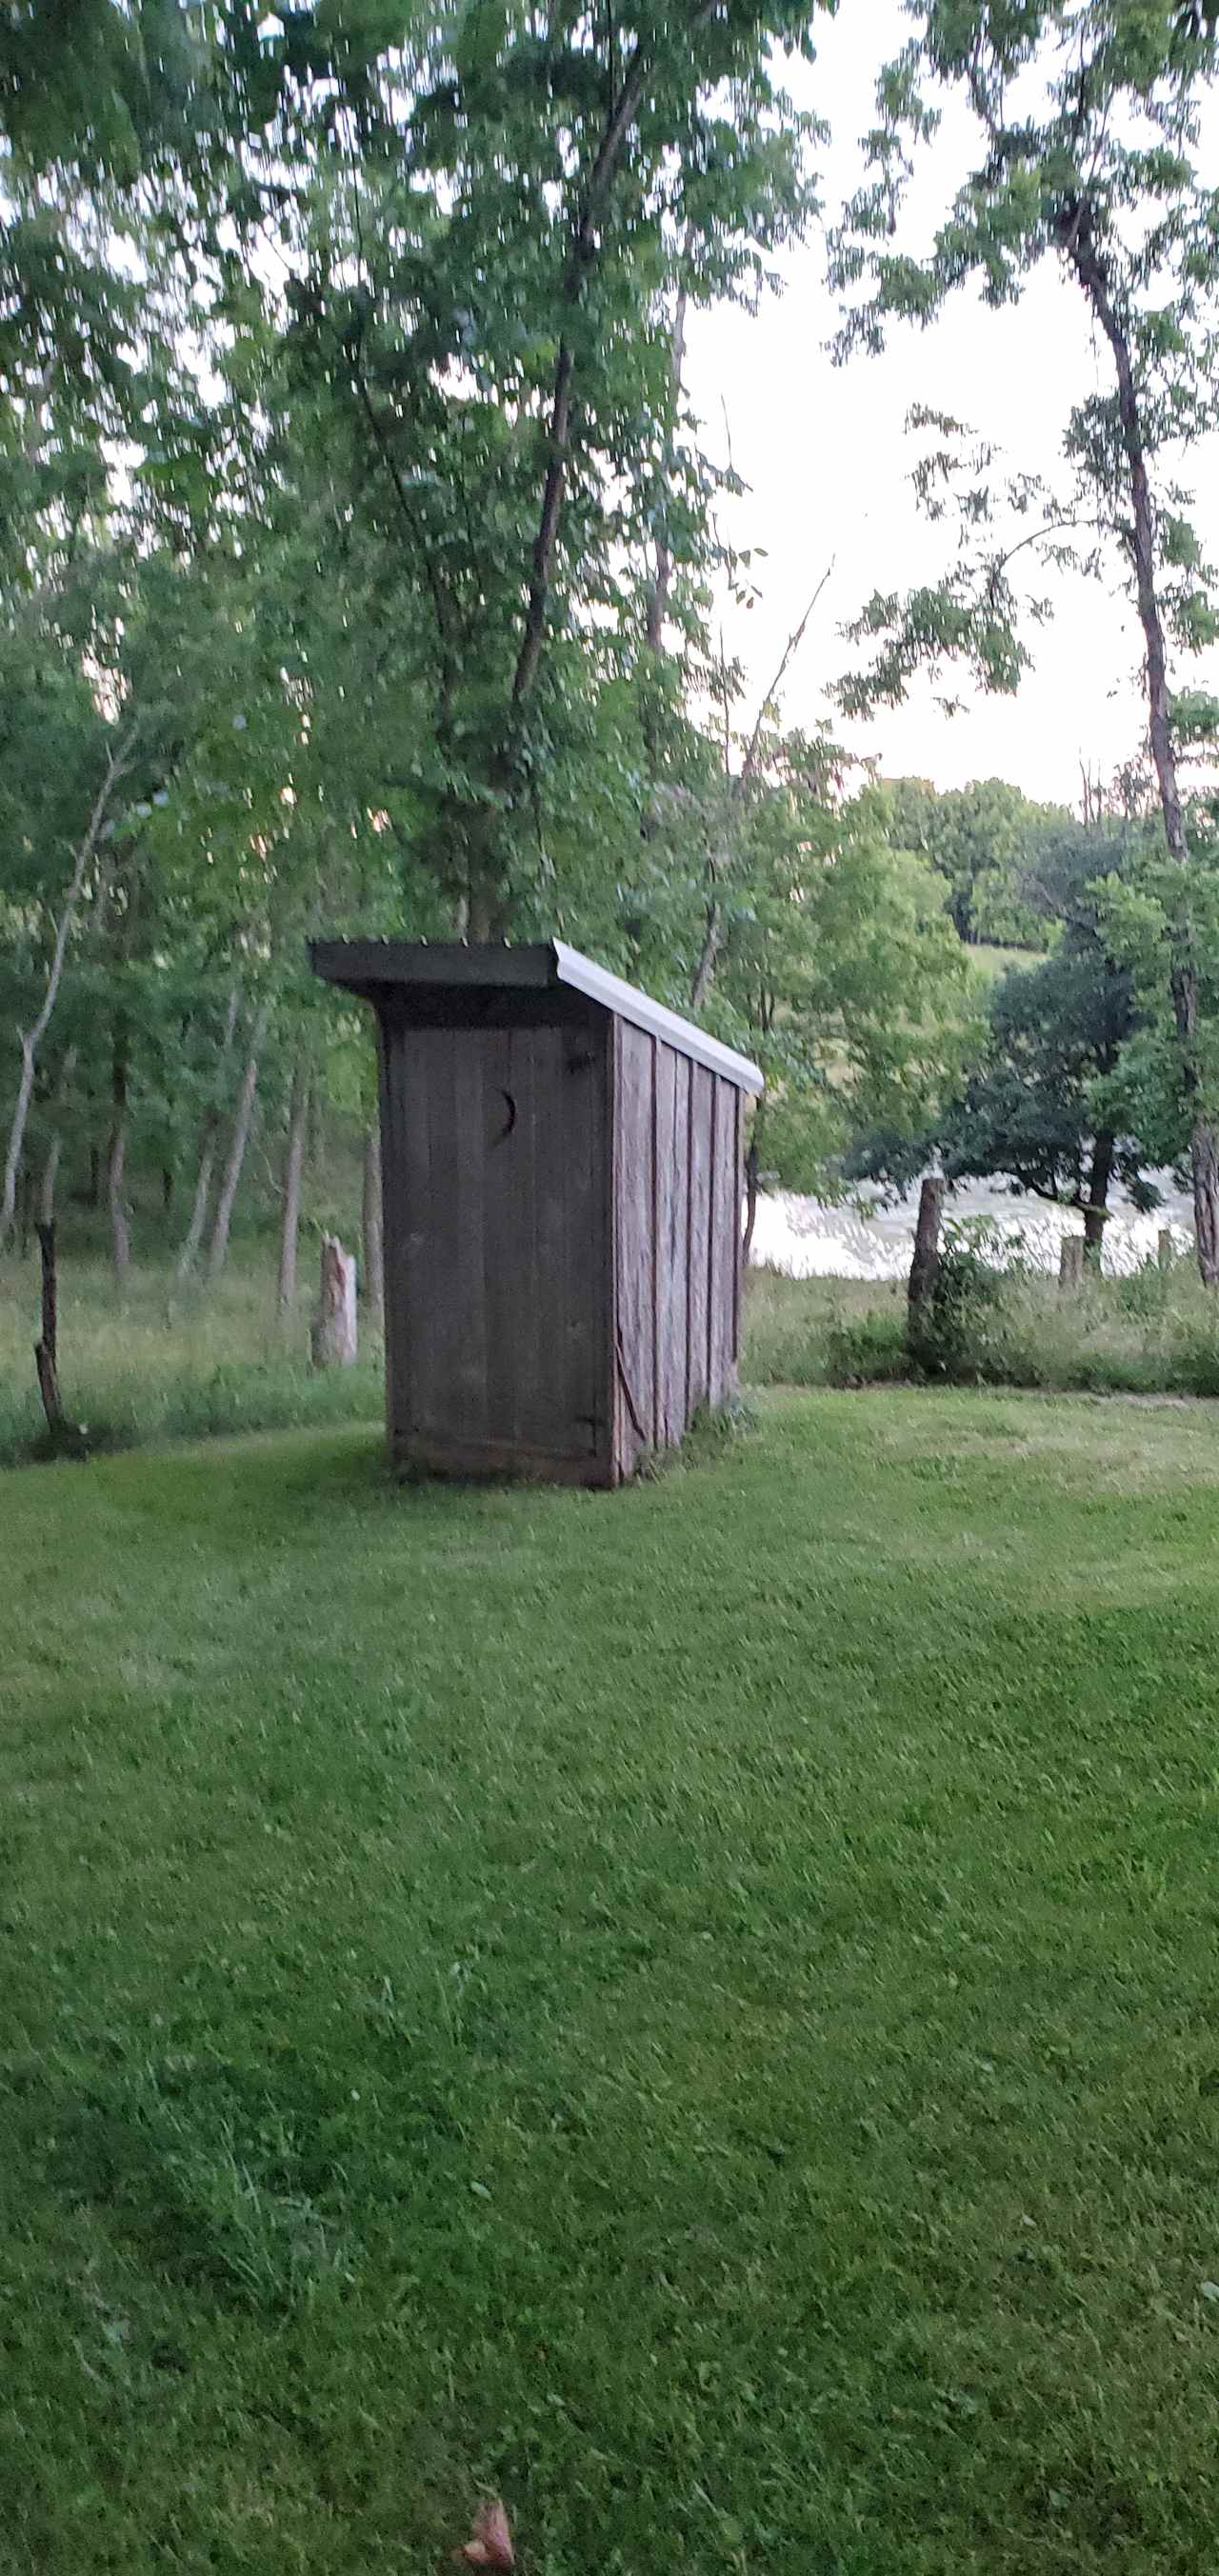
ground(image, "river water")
xmin=749 ymin=1173 xmax=1197 ymax=1282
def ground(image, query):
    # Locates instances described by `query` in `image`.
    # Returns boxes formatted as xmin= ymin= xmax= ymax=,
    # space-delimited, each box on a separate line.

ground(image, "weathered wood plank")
xmin=450 ymin=1033 xmax=489 ymax=1441
xmin=731 ymin=1085 xmax=743 ymax=1366
xmin=397 ymin=1434 xmax=615 ymax=1488
xmin=655 ymin=1046 xmax=689 ymax=1446
xmin=377 ymin=1018 xmax=407 ymax=1445
xmin=709 ymin=1074 xmax=737 ymax=1405
xmin=313 ymin=940 xmax=555 ymax=991
xmin=480 ymin=1027 xmax=518 ymax=1448
xmin=531 ymin=1027 xmax=572 ymax=1457
xmin=396 ymin=1024 xmax=444 ymax=1446
xmin=559 ymin=1021 xmax=605 ymax=1459
xmin=614 ymin=1020 xmax=656 ymax=1468
xmin=686 ymin=1060 xmax=713 ymax=1420
xmin=410 ymin=1028 xmax=459 ymax=1441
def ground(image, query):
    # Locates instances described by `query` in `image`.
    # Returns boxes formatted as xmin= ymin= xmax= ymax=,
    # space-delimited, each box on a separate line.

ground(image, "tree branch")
xmin=511 ymin=0 xmax=716 ymax=714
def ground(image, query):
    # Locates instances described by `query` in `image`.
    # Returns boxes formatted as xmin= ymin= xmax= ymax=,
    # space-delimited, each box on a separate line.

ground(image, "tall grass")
xmin=8 ymin=1236 xmax=1219 ymax=1474
xmin=747 ymin=1254 xmax=1219 ymax=1399
xmin=0 ymin=1246 xmax=383 ymax=1465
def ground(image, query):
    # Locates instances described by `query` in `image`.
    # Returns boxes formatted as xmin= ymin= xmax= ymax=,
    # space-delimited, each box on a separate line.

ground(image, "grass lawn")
xmin=6 ymin=1391 xmax=1219 ymax=2573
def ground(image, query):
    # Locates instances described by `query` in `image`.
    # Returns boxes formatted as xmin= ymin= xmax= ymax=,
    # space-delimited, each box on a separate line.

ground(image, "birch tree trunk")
xmin=108 ymin=1028 xmax=130 ymax=1289
xmin=105 ymin=1123 xmax=129 ymax=1288
xmin=37 ymin=1044 xmax=76 ymax=1225
xmin=2 ymin=737 xmax=131 ymax=1241
xmin=108 ymin=1118 xmax=130 ymax=1288
xmin=361 ymin=1120 xmax=384 ymax=1325
xmin=176 ymin=986 xmax=240 ymax=1282
xmin=207 ymin=1003 xmax=268 ymax=1283
xmin=276 ymin=1060 xmax=310 ymax=1318
xmin=645 ymin=242 xmax=692 ymax=654
xmin=38 ymin=1136 xmax=62 ymax=1227
xmin=1067 ymin=211 xmax=1219 ymax=1282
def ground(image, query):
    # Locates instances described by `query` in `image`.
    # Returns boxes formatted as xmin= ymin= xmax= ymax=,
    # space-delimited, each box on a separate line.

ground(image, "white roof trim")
xmin=551 ymin=942 xmax=765 ymax=1095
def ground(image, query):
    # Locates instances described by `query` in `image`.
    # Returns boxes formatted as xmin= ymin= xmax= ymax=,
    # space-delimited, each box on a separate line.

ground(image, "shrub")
xmin=826 ymin=1309 xmax=909 ymax=1386
xmin=909 ymin=1224 xmax=1008 ymax=1381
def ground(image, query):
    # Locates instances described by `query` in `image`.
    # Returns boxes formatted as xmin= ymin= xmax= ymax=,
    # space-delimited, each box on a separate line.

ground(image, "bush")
xmin=825 ymin=1309 xmax=909 ymax=1387
xmin=908 ymin=1224 xmax=1009 ymax=1381
xmin=748 ymin=1236 xmax=1219 ymax=1404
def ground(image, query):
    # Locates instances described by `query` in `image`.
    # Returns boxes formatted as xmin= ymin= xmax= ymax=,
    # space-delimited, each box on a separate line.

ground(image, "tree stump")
xmin=1059 ymin=1236 xmax=1085 ymax=1294
xmin=311 ymin=1234 xmax=358 ymax=1368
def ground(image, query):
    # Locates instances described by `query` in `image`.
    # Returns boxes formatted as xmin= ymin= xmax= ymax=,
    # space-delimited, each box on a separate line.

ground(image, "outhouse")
xmin=310 ymin=939 xmax=763 ymax=1487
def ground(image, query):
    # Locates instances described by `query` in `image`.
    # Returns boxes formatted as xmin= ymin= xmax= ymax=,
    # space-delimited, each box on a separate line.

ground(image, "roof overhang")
xmin=310 ymin=938 xmax=765 ymax=1096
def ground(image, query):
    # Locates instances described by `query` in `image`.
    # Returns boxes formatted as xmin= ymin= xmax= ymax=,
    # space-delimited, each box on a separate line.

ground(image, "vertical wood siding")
xmin=708 ymin=1072 xmax=739 ymax=1406
xmin=612 ymin=1031 xmax=744 ymax=1481
xmin=379 ymin=990 xmax=747 ymax=1488
xmin=384 ymin=1016 xmax=608 ymax=1475
xmin=686 ymin=1061 xmax=713 ymax=1421
xmin=613 ymin=1021 xmax=656 ymax=1472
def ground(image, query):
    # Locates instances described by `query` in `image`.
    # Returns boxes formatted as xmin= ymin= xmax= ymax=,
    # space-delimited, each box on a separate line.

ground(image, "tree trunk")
xmin=361 ymin=1119 xmax=384 ymax=1324
xmin=161 ymin=1164 xmax=174 ymax=1214
xmin=508 ymin=25 xmax=694 ymax=718
xmin=1083 ymin=1129 xmax=1115 ymax=1272
xmin=1067 ymin=210 xmax=1219 ymax=1281
xmin=645 ymin=249 xmax=692 ymax=654
xmin=176 ymin=1142 xmax=216 ymax=1282
xmin=276 ymin=1060 xmax=310 ymax=1318
xmin=1192 ymin=1119 xmax=1219 ymax=1286
xmin=742 ymin=1139 xmax=760 ymax=1269
xmin=176 ymin=986 xmax=240 ymax=1282
xmin=39 ymin=1134 xmax=62 ymax=1227
xmin=207 ymin=1003 xmax=268 ymax=1283
xmin=33 ymin=1219 xmax=66 ymax=1436
xmin=37 ymin=1044 xmax=77 ymax=1226
xmin=689 ymin=901 xmax=723 ymax=1014
xmin=107 ymin=1116 xmax=130 ymax=1289
xmin=310 ymin=1234 xmax=358 ymax=1368
xmin=1 ymin=734 xmax=131 ymax=1242
xmin=88 ymin=1142 xmax=101 ymax=1208
xmin=107 ymin=1027 xmax=130 ymax=1290
xmin=909 ymin=1176 xmax=944 ymax=1320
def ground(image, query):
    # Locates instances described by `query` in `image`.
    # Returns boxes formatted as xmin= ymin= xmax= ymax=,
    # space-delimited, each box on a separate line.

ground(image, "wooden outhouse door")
xmin=387 ymin=1016 xmax=608 ymax=1469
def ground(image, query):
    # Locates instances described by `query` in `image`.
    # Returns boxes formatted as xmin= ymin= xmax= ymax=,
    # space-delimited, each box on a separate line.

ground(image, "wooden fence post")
xmin=1058 ymin=1237 xmax=1085 ymax=1294
xmin=1158 ymin=1228 xmax=1174 ymax=1273
xmin=311 ymin=1234 xmax=358 ymax=1368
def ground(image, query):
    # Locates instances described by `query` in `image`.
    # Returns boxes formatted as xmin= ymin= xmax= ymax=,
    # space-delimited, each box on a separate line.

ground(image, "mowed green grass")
xmin=6 ymin=1393 xmax=1219 ymax=2574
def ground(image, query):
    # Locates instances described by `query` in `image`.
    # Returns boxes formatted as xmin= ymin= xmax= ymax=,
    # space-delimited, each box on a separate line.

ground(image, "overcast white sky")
xmin=682 ymin=0 xmax=1219 ymax=807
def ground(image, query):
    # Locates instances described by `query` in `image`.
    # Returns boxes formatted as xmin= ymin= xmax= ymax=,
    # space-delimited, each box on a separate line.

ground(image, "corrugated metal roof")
xmin=310 ymin=938 xmax=765 ymax=1095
